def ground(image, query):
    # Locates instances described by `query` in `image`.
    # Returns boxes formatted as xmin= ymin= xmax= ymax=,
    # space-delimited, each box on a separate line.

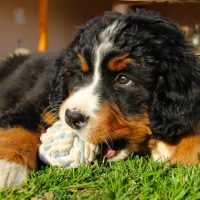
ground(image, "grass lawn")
xmin=0 ymin=155 xmax=200 ymax=200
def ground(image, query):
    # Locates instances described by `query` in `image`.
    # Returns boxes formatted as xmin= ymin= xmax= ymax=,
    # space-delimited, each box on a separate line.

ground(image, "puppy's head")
xmin=52 ymin=10 xmax=200 ymax=161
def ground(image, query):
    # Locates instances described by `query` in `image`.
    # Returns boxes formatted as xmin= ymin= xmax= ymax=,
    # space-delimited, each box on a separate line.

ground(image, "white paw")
xmin=151 ymin=141 xmax=172 ymax=163
xmin=0 ymin=159 xmax=29 ymax=188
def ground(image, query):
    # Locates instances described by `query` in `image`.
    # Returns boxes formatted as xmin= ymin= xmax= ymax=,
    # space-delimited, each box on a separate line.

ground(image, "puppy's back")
xmin=0 ymin=52 xmax=58 ymax=128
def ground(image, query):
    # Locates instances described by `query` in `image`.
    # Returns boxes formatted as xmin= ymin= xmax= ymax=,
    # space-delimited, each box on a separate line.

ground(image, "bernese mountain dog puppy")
xmin=1 ymin=10 xmax=200 ymax=188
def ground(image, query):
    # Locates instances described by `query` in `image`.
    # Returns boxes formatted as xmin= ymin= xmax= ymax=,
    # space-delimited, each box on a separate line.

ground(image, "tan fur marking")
xmin=108 ymin=54 xmax=133 ymax=72
xmin=0 ymin=128 xmax=40 ymax=170
xmin=78 ymin=53 xmax=89 ymax=73
xmin=88 ymin=103 xmax=151 ymax=153
xmin=43 ymin=111 xmax=58 ymax=126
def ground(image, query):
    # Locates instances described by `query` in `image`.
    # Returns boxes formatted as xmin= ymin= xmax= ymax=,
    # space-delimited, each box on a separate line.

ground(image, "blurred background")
xmin=0 ymin=0 xmax=200 ymax=57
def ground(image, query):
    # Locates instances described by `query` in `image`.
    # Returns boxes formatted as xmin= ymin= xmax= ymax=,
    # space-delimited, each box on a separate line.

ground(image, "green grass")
xmin=0 ymin=156 xmax=200 ymax=200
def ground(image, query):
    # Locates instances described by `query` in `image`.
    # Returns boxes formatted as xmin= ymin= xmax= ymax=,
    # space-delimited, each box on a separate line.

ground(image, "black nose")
xmin=65 ymin=109 xmax=89 ymax=129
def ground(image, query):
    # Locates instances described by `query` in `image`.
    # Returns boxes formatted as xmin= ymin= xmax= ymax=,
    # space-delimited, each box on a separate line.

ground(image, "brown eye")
xmin=115 ymin=74 xmax=133 ymax=87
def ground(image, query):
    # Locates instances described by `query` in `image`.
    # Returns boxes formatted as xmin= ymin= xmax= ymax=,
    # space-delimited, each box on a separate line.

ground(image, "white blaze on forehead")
xmin=59 ymin=21 xmax=119 ymax=131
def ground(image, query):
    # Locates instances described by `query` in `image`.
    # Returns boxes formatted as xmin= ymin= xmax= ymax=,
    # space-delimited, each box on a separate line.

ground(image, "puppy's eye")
xmin=115 ymin=74 xmax=133 ymax=88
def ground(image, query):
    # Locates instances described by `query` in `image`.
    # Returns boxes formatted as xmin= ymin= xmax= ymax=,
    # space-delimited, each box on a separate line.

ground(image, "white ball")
xmin=39 ymin=120 xmax=99 ymax=168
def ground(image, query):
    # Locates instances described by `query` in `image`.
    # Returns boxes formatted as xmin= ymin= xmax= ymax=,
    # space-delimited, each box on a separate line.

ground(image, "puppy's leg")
xmin=0 ymin=127 xmax=40 ymax=188
xmin=150 ymin=133 xmax=200 ymax=165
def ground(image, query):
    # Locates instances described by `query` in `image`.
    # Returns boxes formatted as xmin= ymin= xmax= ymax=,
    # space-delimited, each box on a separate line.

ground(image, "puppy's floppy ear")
xmin=49 ymin=52 xmax=70 ymax=112
xmin=49 ymin=48 xmax=78 ymax=110
xmin=150 ymin=32 xmax=200 ymax=141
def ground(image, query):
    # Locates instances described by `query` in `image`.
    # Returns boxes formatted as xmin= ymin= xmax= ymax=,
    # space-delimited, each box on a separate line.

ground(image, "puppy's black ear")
xmin=49 ymin=53 xmax=70 ymax=113
xmin=150 ymin=32 xmax=200 ymax=141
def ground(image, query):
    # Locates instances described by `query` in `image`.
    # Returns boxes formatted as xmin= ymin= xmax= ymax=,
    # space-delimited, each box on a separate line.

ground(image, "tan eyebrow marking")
xmin=77 ymin=53 xmax=89 ymax=73
xmin=108 ymin=54 xmax=133 ymax=72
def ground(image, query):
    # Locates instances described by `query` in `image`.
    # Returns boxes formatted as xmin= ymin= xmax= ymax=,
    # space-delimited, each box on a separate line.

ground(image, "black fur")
xmin=0 ymin=52 xmax=59 ymax=130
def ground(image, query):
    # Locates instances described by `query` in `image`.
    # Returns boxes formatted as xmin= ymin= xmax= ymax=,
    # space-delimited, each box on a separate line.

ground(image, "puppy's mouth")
xmin=98 ymin=139 xmax=129 ymax=160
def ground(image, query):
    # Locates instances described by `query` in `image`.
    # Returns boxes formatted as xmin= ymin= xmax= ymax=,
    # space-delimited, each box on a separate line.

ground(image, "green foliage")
xmin=1 ymin=156 xmax=200 ymax=200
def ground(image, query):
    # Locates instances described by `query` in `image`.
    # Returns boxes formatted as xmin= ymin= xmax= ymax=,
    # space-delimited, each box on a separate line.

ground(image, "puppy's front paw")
xmin=0 ymin=159 xmax=29 ymax=188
